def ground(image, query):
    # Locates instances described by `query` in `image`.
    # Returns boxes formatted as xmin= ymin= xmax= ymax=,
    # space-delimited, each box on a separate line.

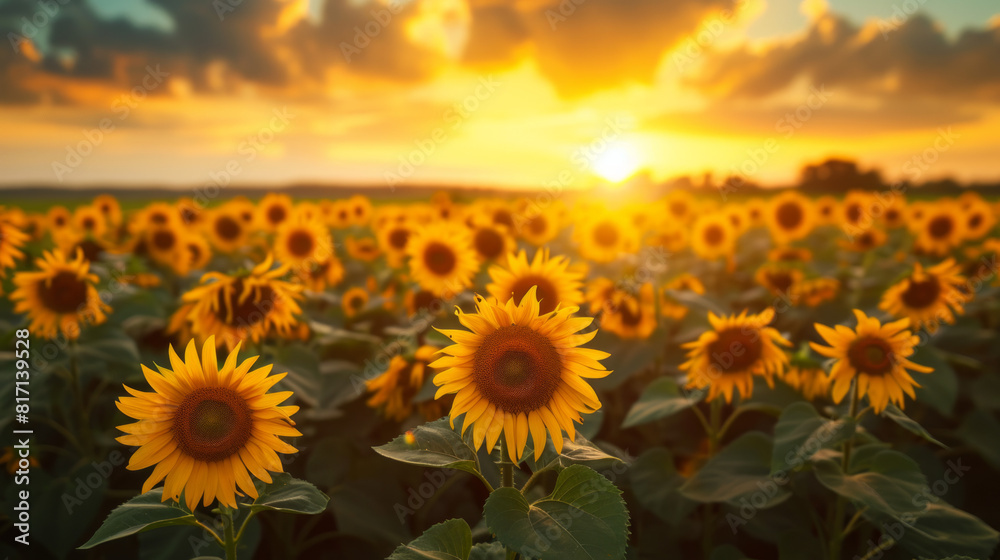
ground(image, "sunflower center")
xmin=510 ymin=274 xmax=559 ymax=315
xmin=857 ymin=232 xmax=874 ymax=248
xmin=188 ymin=243 xmax=202 ymax=262
xmin=39 ymin=271 xmax=89 ymax=313
xmin=181 ymin=207 xmax=199 ymax=224
xmin=150 ymin=212 xmax=169 ymax=225
xmin=846 ymin=204 xmax=861 ymax=223
xmin=969 ymin=213 xmax=983 ymax=229
xmin=411 ymin=290 xmax=437 ymax=312
xmin=708 ymin=328 xmax=763 ymax=373
xmin=776 ymin=202 xmax=803 ymax=230
xmin=901 ymin=275 xmax=941 ymax=309
xmin=55 ymin=215 xmax=67 ymax=227
xmin=474 ymin=228 xmax=505 ymax=260
xmin=287 ymin=230 xmax=315 ymax=257
xmin=618 ymin=300 xmax=643 ymax=327
xmin=82 ymin=217 xmax=96 ymax=230
xmin=886 ymin=209 xmax=899 ymax=222
xmin=215 ymin=215 xmax=241 ymax=241
xmin=669 ymin=201 xmax=687 ymax=217
xmin=423 ymin=242 xmax=456 ymax=275
xmin=528 ymin=215 xmax=548 ymax=235
xmin=173 ymin=387 xmax=253 ymax=463
xmin=473 ymin=324 xmax=562 ymax=414
xmin=848 ymin=336 xmax=894 ymax=376
xmin=493 ymin=209 xmax=514 ymax=228
xmin=388 ymin=228 xmax=410 ymax=250
xmin=765 ymin=271 xmax=793 ymax=293
xmin=215 ymin=279 xmax=275 ymax=326
xmin=593 ymin=222 xmax=619 ymax=248
xmin=928 ymin=216 xmax=953 ymax=239
xmin=267 ymin=204 xmax=287 ymax=225
xmin=310 ymin=260 xmax=330 ymax=279
xmin=152 ymin=229 xmax=176 ymax=251
xmin=76 ymin=240 xmax=102 ymax=262
xmin=348 ymin=294 xmax=365 ymax=311
xmin=704 ymin=224 xmax=724 ymax=246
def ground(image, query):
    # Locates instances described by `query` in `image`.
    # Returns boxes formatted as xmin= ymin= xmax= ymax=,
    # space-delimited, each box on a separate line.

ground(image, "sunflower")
xmin=296 ymin=256 xmax=345 ymax=292
xmin=796 ymin=277 xmax=840 ymax=307
xmin=584 ymin=277 xmax=618 ymax=316
xmin=115 ymin=337 xmax=300 ymax=510
xmin=486 ymin=249 xmax=583 ymax=316
xmin=782 ymin=365 xmax=831 ymax=401
xmin=405 ymin=288 xmax=445 ymax=317
xmin=206 ymin=208 xmax=249 ymax=253
xmin=274 ymin=219 xmax=334 ymax=269
xmin=745 ymin=198 xmax=767 ymax=227
xmin=648 ymin=223 xmax=688 ymax=253
xmin=138 ymin=202 xmax=180 ymax=230
xmin=915 ymin=203 xmax=966 ymax=256
xmin=342 ymin=287 xmax=369 ymax=318
xmin=47 ymin=206 xmax=72 ymax=232
xmin=145 ymin=224 xmax=189 ymax=274
xmin=880 ymin=196 xmax=908 ymax=229
xmin=0 ymin=218 xmax=28 ymax=272
xmin=840 ymin=191 xmax=871 ymax=231
xmin=810 ymin=310 xmax=932 ymax=413
xmin=256 ymin=194 xmax=293 ymax=232
xmin=879 ymin=259 xmax=970 ymax=333
xmin=664 ymin=190 xmax=697 ymax=224
xmin=767 ymin=191 xmax=815 ymax=244
xmin=327 ymin=200 xmax=354 ymax=229
xmin=406 ymin=221 xmax=479 ymax=297
xmin=430 ymin=287 xmax=610 ymax=462
xmin=574 ymin=215 xmax=639 ymax=263
xmin=173 ymin=254 xmax=303 ymax=350
xmin=691 ymin=213 xmax=736 ymax=261
xmin=185 ymin=236 xmax=213 ymax=271
xmin=517 ymin=208 xmax=562 ymax=247
xmin=229 ymin=197 xmax=257 ymax=225
xmin=348 ymin=195 xmax=373 ymax=226
xmin=176 ymin=198 xmax=205 ymax=227
xmin=599 ymin=283 xmax=658 ymax=339
xmin=346 ymin=236 xmax=381 ymax=262
xmin=470 ymin=220 xmax=516 ymax=263
xmin=72 ymin=205 xmax=108 ymax=239
xmin=10 ymin=249 xmax=110 ymax=339
xmin=53 ymin=229 xmax=108 ymax=263
xmin=838 ymin=227 xmax=887 ymax=252
xmin=377 ymin=221 xmax=414 ymax=268
xmin=961 ymin=197 xmax=996 ymax=241
xmin=681 ymin=309 xmax=791 ymax=403
xmin=660 ymin=274 xmax=705 ymax=321
xmin=366 ymin=346 xmax=444 ymax=421
xmin=93 ymin=194 xmax=123 ymax=227
xmin=754 ymin=264 xmax=804 ymax=299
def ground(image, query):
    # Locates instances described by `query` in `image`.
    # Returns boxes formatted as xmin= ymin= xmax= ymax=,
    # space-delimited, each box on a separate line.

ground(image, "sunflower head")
xmin=691 ymin=213 xmax=736 ymax=261
xmin=342 ymin=286 xmax=369 ymax=318
xmin=660 ymin=274 xmax=705 ymax=321
xmin=430 ymin=287 xmax=610 ymax=462
xmin=879 ymin=259 xmax=970 ymax=333
xmin=257 ymin=194 xmax=294 ymax=232
xmin=116 ymin=337 xmax=300 ymax=510
xmin=487 ymin=248 xmax=584 ymax=316
xmin=768 ymin=191 xmax=815 ymax=244
xmin=811 ymin=310 xmax=932 ymax=413
xmin=681 ymin=309 xmax=791 ymax=403
xmin=367 ymin=346 xmax=444 ymax=421
xmin=10 ymin=248 xmax=110 ymax=339
xmin=406 ymin=221 xmax=480 ymax=297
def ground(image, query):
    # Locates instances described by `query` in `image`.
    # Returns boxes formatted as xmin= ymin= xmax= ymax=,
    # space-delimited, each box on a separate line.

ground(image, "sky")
xmin=0 ymin=0 xmax=997 ymax=190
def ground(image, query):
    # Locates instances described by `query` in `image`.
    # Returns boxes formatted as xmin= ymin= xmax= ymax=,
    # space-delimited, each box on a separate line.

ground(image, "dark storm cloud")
xmin=687 ymin=12 xmax=1000 ymax=102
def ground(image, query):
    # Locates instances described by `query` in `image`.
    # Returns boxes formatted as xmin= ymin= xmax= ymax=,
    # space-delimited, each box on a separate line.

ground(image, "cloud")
xmin=686 ymin=12 xmax=1000 ymax=103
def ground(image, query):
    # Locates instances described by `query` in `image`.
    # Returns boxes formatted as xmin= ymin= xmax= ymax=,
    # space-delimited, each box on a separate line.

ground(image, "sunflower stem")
xmin=498 ymin=438 xmax=514 ymax=489
xmin=222 ymin=506 xmax=239 ymax=560
xmin=828 ymin=380 xmax=861 ymax=560
xmin=68 ymin=340 xmax=94 ymax=458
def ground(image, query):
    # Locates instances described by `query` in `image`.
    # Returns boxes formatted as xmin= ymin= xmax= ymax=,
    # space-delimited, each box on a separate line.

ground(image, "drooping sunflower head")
xmin=406 ymin=221 xmax=480 ymax=297
xmin=691 ymin=213 xmax=736 ymax=261
xmin=431 ymin=287 xmax=610 ymax=462
xmin=487 ymin=248 xmax=584 ymax=316
xmin=681 ymin=308 xmax=791 ymax=403
xmin=367 ymin=346 xmax=444 ymax=422
xmin=274 ymin=218 xmax=334 ymax=268
xmin=879 ymin=259 xmax=970 ymax=333
xmin=767 ymin=191 xmax=815 ymax=243
xmin=660 ymin=273 xmax=705 ymax=321
xmin=116 ymin=337 xmax=300 ymax=511
xmin=256 ymin=193 xmax=294 ymax=232
xmin=811 ymin=310 xmax=932 ymax=413
xmin=10 ymin=248 xmax=110 ymax=340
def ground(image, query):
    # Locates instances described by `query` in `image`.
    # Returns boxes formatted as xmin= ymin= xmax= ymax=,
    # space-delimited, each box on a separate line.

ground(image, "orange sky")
xmin=1 ymin=0 xmax=998 ymax=190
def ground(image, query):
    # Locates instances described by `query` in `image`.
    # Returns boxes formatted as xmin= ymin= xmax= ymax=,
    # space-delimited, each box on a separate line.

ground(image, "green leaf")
xmin=970 ymin=373 xmax=1000 ymax=411
xmin=910 ymin=346 xmax=957 ymax=416
xmin=812 ymin=445 xmax=927 ymax=519
xmin=249 ymin=473 xmax=329 ymax=515
xmin=80 ymin=489 xmax=198 ymax=549
xmin=680 ymin=431 xmax=790 ymax=508
xmin=880 ymin=403 xmax=947 ymax=448
xmin=483 ymin=465 xmax=629 ymax=560
xmin=771 ymin=402 xmax=855 ymax=474
xmin=622 ymin=376 xmax=698 ymax=428
xmin=630 ymin=447 xmax=698 ymax=524
xmin=374 ymin=418 xmax=491 ymax=489
xmin=469 ymin=542 xmax=506 ymax=560
xmin=525 ymin=432 xmax=626 ymax=475
xmin=956 ymin=408 xmax=1000 ymax=470
xmin=864 ymin=502 xmax=999 ymax=560
xmin=388 ymin=519 xmax=472 ymax=560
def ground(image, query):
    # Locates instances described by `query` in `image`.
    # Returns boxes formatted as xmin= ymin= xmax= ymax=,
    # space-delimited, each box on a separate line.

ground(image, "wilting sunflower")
xmin=430 ymin=287 xmax=610 ymax=462
xmin=487 ymin=248 xmax=583 ymax=316
xmin=574 ymin=215 xmax=639 ymax=263
xmin=206 ymin=208 xmax=249 ymax=253
xmin=600 ymin=283 xmax=658 ymax=339
xmin=767 ymin=191 xmax=815 ymax=244
xmin=691 ymin=213 xmax=736 ymax=261
xmin=115 ymin=337 xmax=300 ymax=510
xmin=755 ymin=264 xmax=804 ymax=299
xmin=915 ymin=202 xmax=966 ymax=256
xmin=961 ymin=197 xmax=996 ymax=241
xmin=274 ymin=219 xmax=334 ymax=269
xmin=406 ymin=221 xmax=479 ymax=297
xmin=93 ymin=194 xmax=123 ymax=227
xmin=879 ymin=259 xmax=970 ymax=333
xmin=345 ymin=236 xmax=381 ymax=262
xmin=681 ymin=309 xmax=790 ymax=403
xmin=810 ymin=310 xmax=932 ymax=413
xmin=469 ymin=220 xmax=516 ymax=263
xmin=782 ymin=364 xmax=831 ymax=401
xmin=172 ymin=254 xmax=303 ymax=350
xmin=366 ymin=346 xmax=445 ymax=421
xmin=10 ymin=249 xmax=110 ymax=340
xmin=256 ymin=194 xmax=293 ymax=232
xmin=660 ymin=274 xmax=705 ymax=321
xmin=72 ymin=205 xmax=108 ymax=239
xmin=342 ymin=287 xmax=369 ymax=318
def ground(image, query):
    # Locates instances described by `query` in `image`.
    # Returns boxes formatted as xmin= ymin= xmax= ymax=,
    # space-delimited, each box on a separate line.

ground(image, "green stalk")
xmin=498 ymin=438 xmax=514 ymax=489
xmin=828 ymin=380 xmax=861 ymax=560
xmin=222 ymin=507 xmax=239 ymax=560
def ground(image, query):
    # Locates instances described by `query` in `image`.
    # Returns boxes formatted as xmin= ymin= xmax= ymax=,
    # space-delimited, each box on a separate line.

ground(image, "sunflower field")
xmin=1 ymin=189 xmax=999 ymax=560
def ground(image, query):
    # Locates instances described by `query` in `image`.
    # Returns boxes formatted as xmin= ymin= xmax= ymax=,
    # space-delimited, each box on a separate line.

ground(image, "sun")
xmin=592 ymin=141 xmax=641 ymax=183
